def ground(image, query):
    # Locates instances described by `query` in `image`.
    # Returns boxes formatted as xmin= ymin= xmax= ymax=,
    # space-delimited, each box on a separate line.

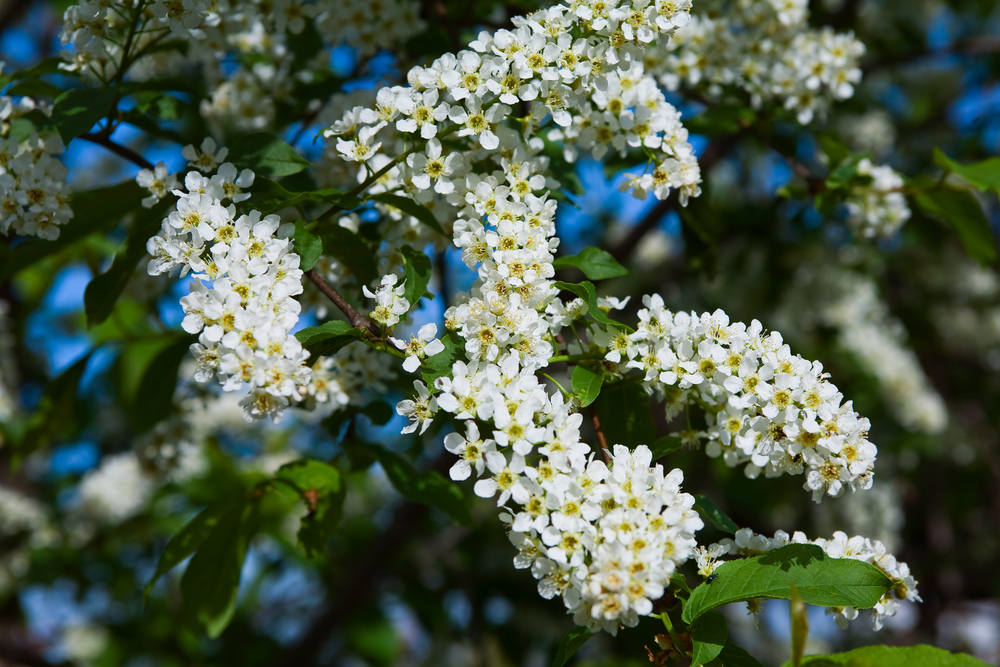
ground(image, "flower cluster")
xmin=0 ymin=98 xmax=73 ymax=240
xmin=327 ymin=0 xmax=702 ymax=207
xmin=144 ymin=142 xmax=323 ymax=422
xmin=700 ymin=527 xmax=920 ymax=631
xmin=59 ymin=0 xmax=424 ymax=133
xmin=779 ymin=265 xmax=946 ymax=434
xmin=844 ymin=158 xmax=911 ymax=239
xmin=585 ymin=298 xmax=878 ymax=502
xmin=77 ymin=452 xmax=153 ymax=524
xmin=0 ymin=485 xmax=48 ymax=537
xmin=648 ymin=0 xmax=864 ymax=123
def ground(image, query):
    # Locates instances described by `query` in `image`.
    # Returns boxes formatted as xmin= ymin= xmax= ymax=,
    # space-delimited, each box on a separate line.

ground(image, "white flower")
xmin=364 ymin=274 xmax=410 ymax=328
xmin=396 ymin=380 xmax=437 ymax=434
xmin=390 ymin=323 xmax=445 ymax=373
xmin=136 ymin=162 xmax=179 ymax=208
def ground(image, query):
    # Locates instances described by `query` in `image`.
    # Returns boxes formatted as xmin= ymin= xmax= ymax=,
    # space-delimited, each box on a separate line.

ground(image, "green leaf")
xmin=0 ymin=180 xmax=145 ymax=281
xmin=295 ymin=320 xmax=364 ymax=358
xmin=915 ymin=188 xmax=998 ymax=266
xmin=292 ymin=221 xmax=323 ymax=271
xmin=144 ymin=503 xmax=233 ymax=604
xmin=371 ymin=446 xmax=475 ymax=527
xmin=15 ymin=353 xmax=91 ymax=461
xmin=649 ymin=435 xmax=683 ymax=459
xmin=421 ymin=331 xmax=464 ymax=385
xmin=84 ymin=203 xmax=168 ymax=327
xmin=817 ymin=132 xmax=850 ymax=169
xmin=553 ymin=280 xmax=632 ymax=332
xmin=51 ymin=87 xmax=117 ymax=144
xmin=400 ymin=245 xmax=434 ymax=312
xmin=681 ymin=544 xmax=894 ymax=625
xmin=571 ymin=364 xmax=604 ymax=407
xmin=227 ymin=132 xmax=311 ymax=178
xmin=691 ymin=611 xmax=728 ymax=667
xmin=591 ymin=380 xmax=654 ymax=450
xmin=7 ymin=109 xmax=60 ymax=141
xmin=784 ymin=645 xmax=990 ymax=667
xmin=370 ymin=194 xmax=445 ymax=235
xmin=249 ymin=177 xmax=361 ymax=214
xmin=685 ymin=104 xmax=756 ymax=137
xmin=553 ymin=247 xmax=628 ymax=280
xmin=318 ymin=226 xmax=379 ymax=287
xmin=551 ymin=626 xmax=594 ymax=667
xmin=180 ymin=500 xmax=259 ymax=638
xmin=276 ymin=459 xmax=346 ymax=558
xmin=707 ymin=640 xmax=767 ymax=667
xmin=6 ymin=78 xmax=63 ymax=98
xmin=693 ymin=494 xmax=739 ymax=535
xmin=10 ymin=57 xmax=71 ymax=80
xmin=933 ymin=148 xmax=1000 ymax=195
xmin=132 ymin=336 xmax=195 ymax=433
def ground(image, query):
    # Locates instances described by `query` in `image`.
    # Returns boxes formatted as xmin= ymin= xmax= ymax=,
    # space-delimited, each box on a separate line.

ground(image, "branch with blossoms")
xmin=2 ymin=0 xmax=998 ymax=664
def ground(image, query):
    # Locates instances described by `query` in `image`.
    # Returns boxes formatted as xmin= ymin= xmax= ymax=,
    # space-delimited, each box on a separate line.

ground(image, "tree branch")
xmin=305 ymin=269 xmax=379 ymax=337
xmin=0 ymin=0 xmax=31 ymax=38
xmin=864 ymin=36 xmax=1000 ymax=74
xmin=590 ymin=408 xmax=612 ymax=464
xmin=79 ymin=133 xmax=154 ymax=171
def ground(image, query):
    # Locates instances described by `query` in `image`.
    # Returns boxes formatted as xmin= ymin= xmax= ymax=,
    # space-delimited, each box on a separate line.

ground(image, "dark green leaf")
xmin=6 ymin=78 xmax=63 ymax=98
xmin=249 ymin=177 xmax=361 ymax=214
xmin=371 ymin=193 xmax=445 ymax=235
xmin=371 ymin=446 xmax=474 ymax=527
xmin=933 ymin=148 xmax=1000 ymax=195
xmin=295 ymin=320 xmax=364 ymax=358
xmin=682 ymin=544 xmax=894 ymax=625
xmin=401 ymin=245 xmax=434 ymax=312
xmin=785 ymin=645 xmax=989 ymax=667
xmin=180 ymin=500 xmax=258 ymax=638
xmin=277 ymin=459 xmax=346 ymax=558
xmin=10 ymin=57 xmax=72 ymax=80
xmin=826 ymin=155 xmax=864 ymax=189
xmin=15 ymin=353 xmax=92 ymax=461
xmin=227 ymin=132 xmax=311 ymax=178
xmin=84 ymin=203 xmax=168 ymax=327
xmin=421 ymin=331 xmax=464 ymax=385
xmin=817 ymin=132 xmax=850 ymax=168
xmin=571 ymin=364 xmax=604 ymax=408
xmin=51 ymin=87 xmax=117 ymax=144
xmin=319 ymin=226 xmax=379 ymax=287
xmin=553 ymin=247 xmax=628 ymax=280
xmin=684 ymin=105 xmax=756 ymax=137
xmin=132 ymin=336 xmax=195 ymax=433
xmin=707 ymin=640 xmax=767 ymax=667
xmin=691 ymin=611 xmax=728 ymax=667
xmin=693 ymin=494 xmax=739 ymax=535
xmin=649 ymin=434 xmax=683 ymax=459
xmin=292 ymin=221 xmax=323 ymax=271
xmin=591 ymin=380 xmax=654 ymax=450
xmin=0 ymin=180 xmax=145 ymax=281
xmin=120 ymin=108 xmax=188 ymax=145
xmin=553 ymin=280 xmax=632 ymax=332
xmin=145 ymin=503 xmax=233 ymax=604
xmin=551 ymin=626 xmax=594 ymax=667
xmin=915 ymin=188 xmax=998 ymax=265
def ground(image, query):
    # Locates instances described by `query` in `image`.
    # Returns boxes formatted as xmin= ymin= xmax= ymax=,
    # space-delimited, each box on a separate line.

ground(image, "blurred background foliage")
xmin=0 ymin=0 xmax=999 ymax=665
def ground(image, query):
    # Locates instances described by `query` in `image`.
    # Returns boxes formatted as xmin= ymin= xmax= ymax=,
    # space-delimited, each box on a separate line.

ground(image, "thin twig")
xmin=864 ymin=36 xmax=1000 ymax=74
xmin=79 ymin=133 xmax=154 ymax=170
xmin=590 ymin=409 xmax=612 ymax=464
xmin=305 ymin=269 xmax=379 ymax=337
